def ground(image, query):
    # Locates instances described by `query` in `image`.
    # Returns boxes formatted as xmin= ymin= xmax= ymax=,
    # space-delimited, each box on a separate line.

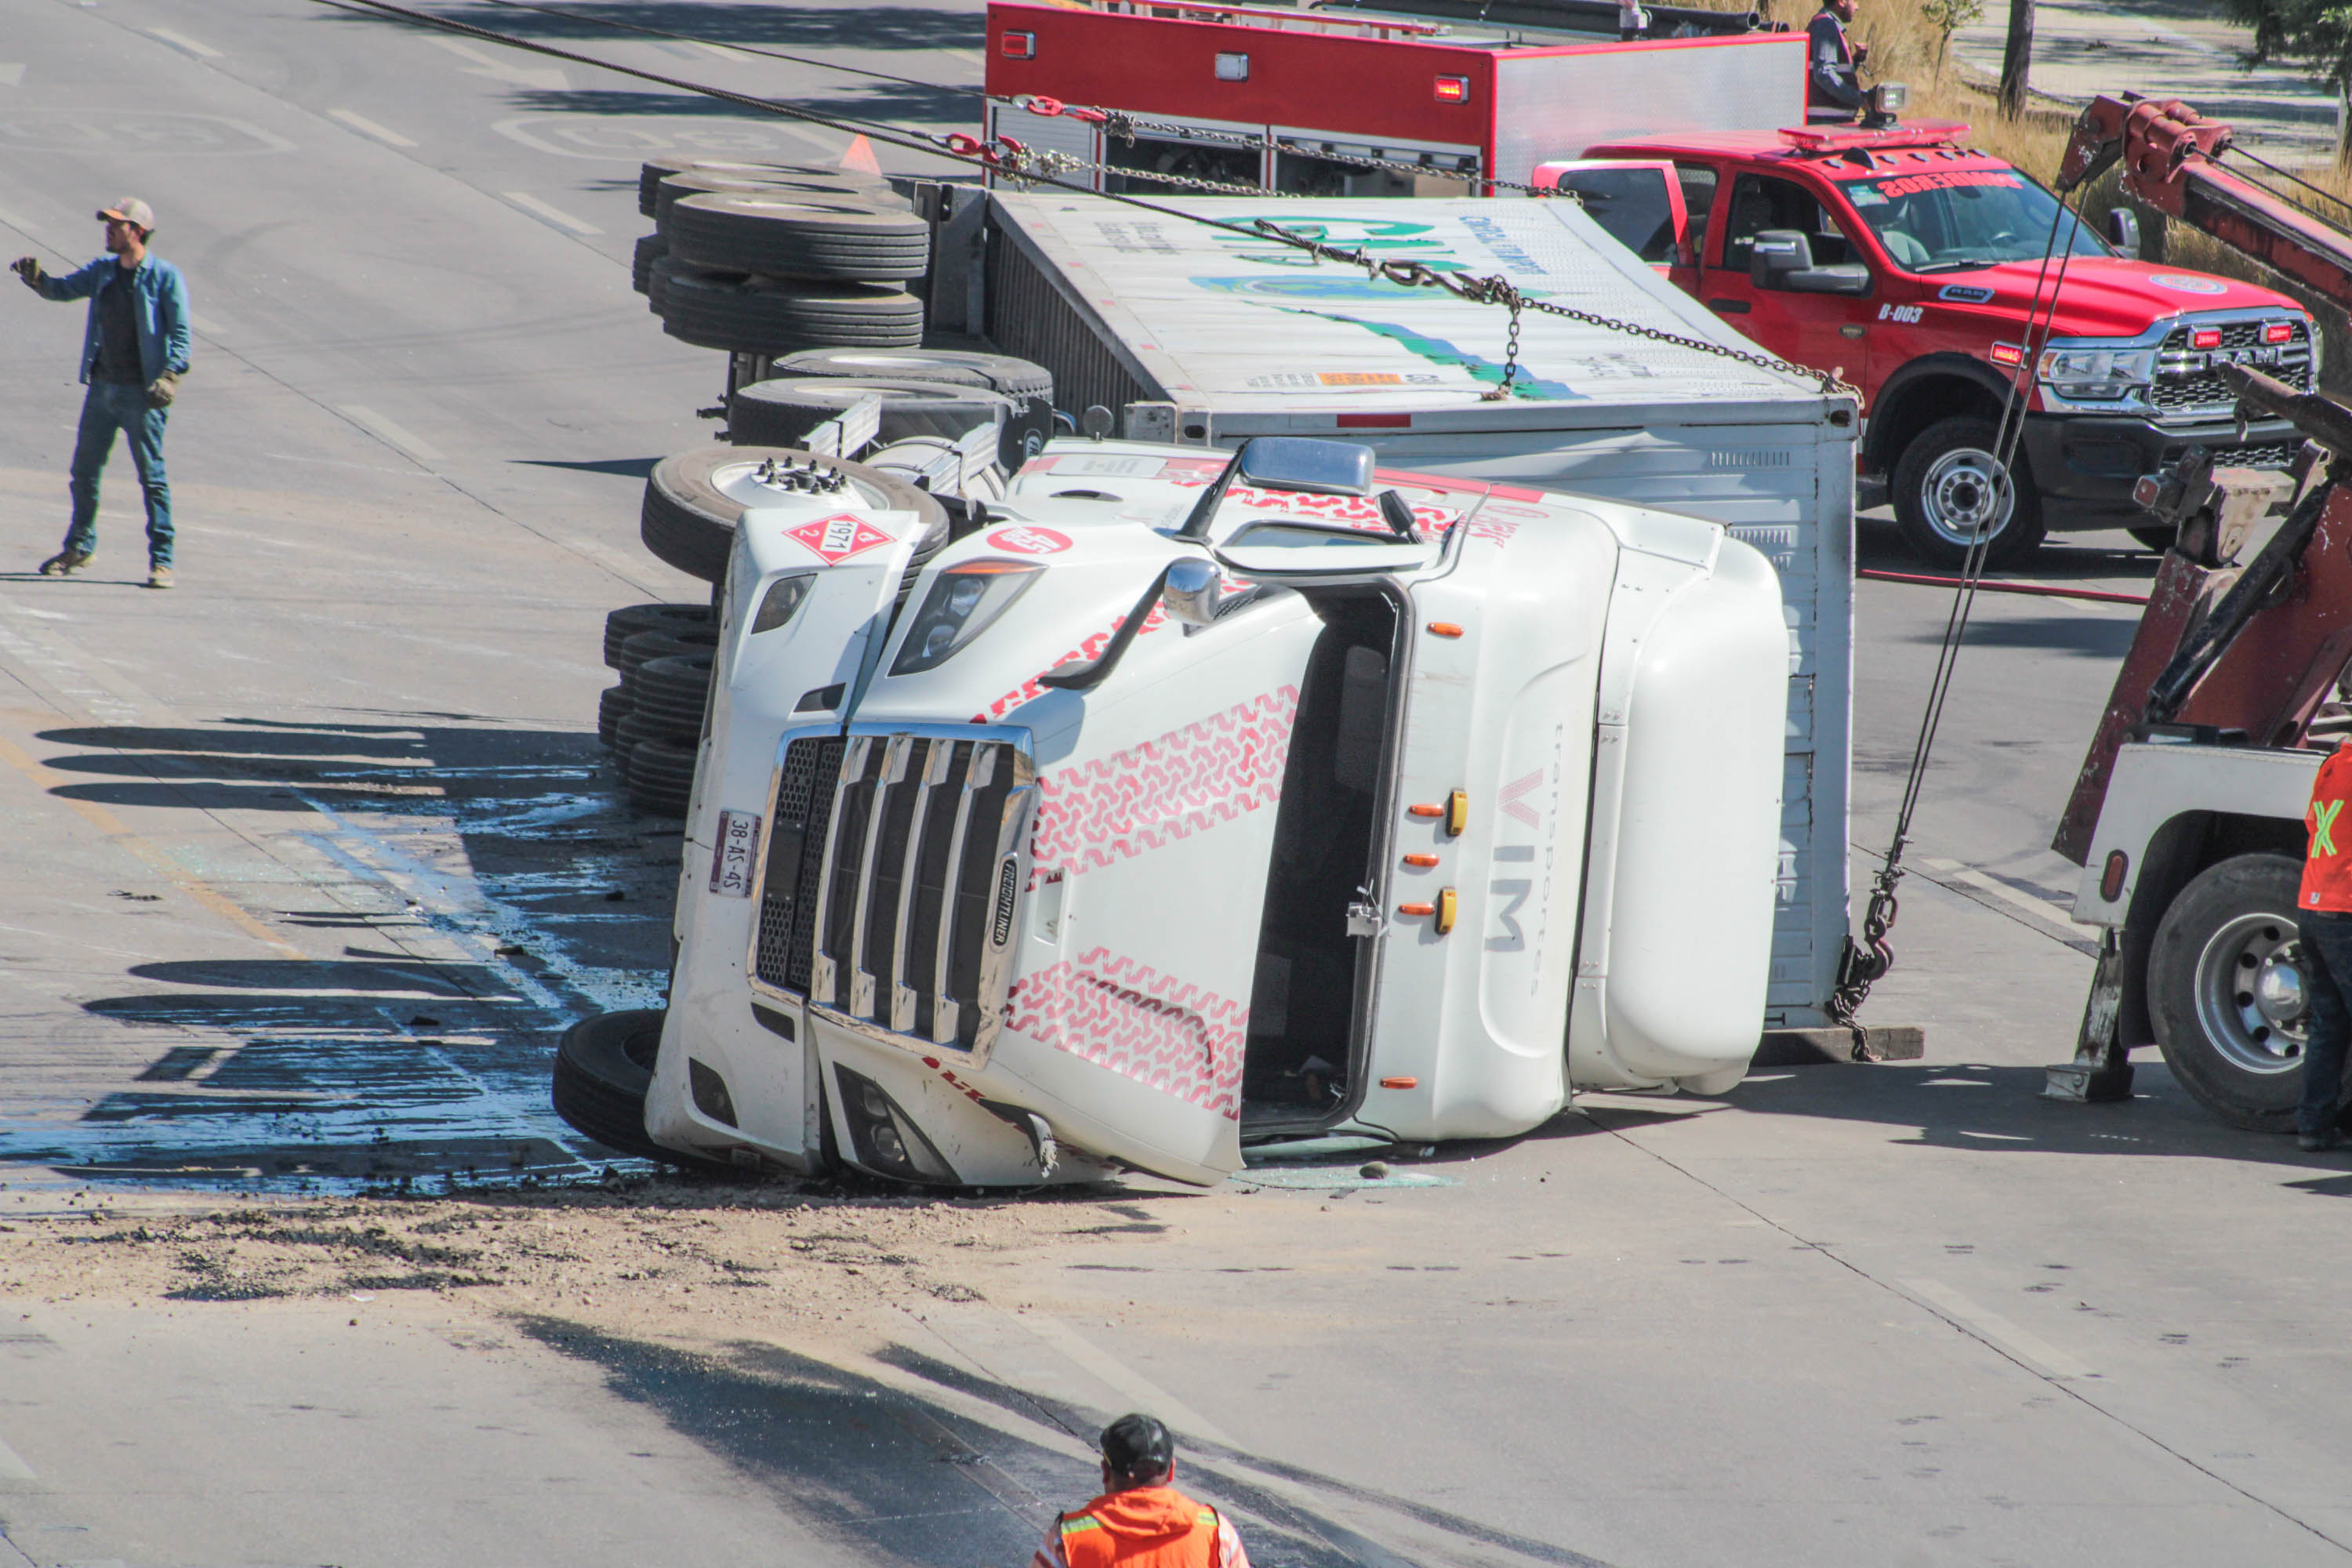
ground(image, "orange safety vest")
xmin=2303 ymin=744 xmax=2352 ymax=913
xmin=1056 ymin=1487 xmax=1224 ymax=1568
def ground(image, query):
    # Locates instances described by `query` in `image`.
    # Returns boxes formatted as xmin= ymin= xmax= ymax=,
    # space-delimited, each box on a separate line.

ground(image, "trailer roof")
xmin=989 ymin=193 xmax=1838 ymax=421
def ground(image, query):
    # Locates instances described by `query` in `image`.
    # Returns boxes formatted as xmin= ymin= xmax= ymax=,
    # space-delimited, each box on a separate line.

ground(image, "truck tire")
xmin=1890 ymin=416 xmax=2046 ymax=571
xmin=638 ymin=158 xmax=888 ymax=215
xmin=627 ymin=736 xmax=699 ymax=817
xmin=729 ymin=376 xmax=1014 ymax=450
xmin=630 ymin=652 xmax=714 ymax=734
xmin=657 ymin=272 xmax=924 ymax=357
xmin=631 ymin=234 xmax=666 ymax=296
xmin=666 ymin=193 xmax=930 ymax=281
xmin=596 ymin=684 xmax=631 ymax=750
xmin=776 ymin=347 xmax=1055 ymax=401
xmin=552 ymin=1009 xmax=730 ymax=1171
xmin=652 ymin=171 xmax=908 ymax=230
xmin=640 ymin=445 xmax=951 ymax=583
xmin=616 ymin=626 xmax=720 ymax=676
xmin=2147 ymin=852 xmax=2328 ymax=1130
xmin=603 ymin=602 xmax=710 ymax=668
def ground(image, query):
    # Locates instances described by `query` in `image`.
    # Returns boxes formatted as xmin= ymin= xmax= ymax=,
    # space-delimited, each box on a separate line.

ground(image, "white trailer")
xmin=942 ymin=191 xmax=1858 ymax=1031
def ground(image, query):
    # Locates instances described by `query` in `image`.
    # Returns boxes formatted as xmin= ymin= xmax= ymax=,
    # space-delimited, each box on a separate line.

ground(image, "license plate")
xmin=710 ymin=808 xmax=763 ymax=898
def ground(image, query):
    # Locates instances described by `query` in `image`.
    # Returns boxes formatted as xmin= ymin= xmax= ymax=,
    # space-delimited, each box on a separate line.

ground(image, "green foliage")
xmin=2222 ymin=0 xmax=2352 ymax=89
xmin=1921 ymin=0 xmax=1985 ymax=73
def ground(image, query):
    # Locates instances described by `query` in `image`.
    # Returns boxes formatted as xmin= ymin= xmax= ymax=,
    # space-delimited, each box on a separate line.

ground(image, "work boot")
xmin=2296 ymin=1127 xmax=2343 ymax=1152
xmin=146 ymin=564 xmax=174 ymax=590
xmin=38 ymin=549 xmax=90 ymax=576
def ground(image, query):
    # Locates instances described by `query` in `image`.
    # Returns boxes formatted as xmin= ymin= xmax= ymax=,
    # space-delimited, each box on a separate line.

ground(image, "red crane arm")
xmin=2059 ymin=95 xmax=2352 ymax=314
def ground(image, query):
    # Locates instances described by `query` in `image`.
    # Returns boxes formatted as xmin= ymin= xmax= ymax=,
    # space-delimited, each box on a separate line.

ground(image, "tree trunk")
xmin=2337 ymin=77 xmax=2352 ymax=175
xmin=1999 ymin=0 xmax=2034 ymax=118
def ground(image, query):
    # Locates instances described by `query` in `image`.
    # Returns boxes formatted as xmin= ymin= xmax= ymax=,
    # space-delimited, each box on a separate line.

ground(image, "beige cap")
xmin=98 ymin=198 xmax=154 ymax=230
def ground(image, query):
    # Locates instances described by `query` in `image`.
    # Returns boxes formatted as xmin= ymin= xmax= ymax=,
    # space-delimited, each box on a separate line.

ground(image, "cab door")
xmin=1530 ymin=159 xmax=1685 ymax=273
xmin=1703 ymin=170 xmax=1875 ymax=390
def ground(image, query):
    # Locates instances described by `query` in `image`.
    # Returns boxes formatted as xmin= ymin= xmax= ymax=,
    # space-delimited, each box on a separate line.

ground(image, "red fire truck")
xmin=983 ymin=1 xmax=2315 ymax=568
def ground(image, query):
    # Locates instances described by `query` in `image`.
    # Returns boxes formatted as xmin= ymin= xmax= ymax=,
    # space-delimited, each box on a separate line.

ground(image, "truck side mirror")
xmin=1161 ymin=557 xmax=1221 ymax=625
xmin=2107 ymin=206 xmax=2142 ymax=260
xmin=1751 ymin=229 xmax=1872 ymax=296
xmin=1748 ymin=228 xmax=1813 ymax=286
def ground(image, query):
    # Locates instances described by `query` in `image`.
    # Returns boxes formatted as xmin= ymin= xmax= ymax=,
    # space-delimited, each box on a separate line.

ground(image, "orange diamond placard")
xmin=785 ymin=513 xmax=894 ymax=564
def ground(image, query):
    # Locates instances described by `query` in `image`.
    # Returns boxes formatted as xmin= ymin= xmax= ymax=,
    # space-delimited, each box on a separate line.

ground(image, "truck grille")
xmin=2151 ymin=318 xmax=2313 ymax=421
xmin=752 ymin=731 xmax=1030 ymax=1052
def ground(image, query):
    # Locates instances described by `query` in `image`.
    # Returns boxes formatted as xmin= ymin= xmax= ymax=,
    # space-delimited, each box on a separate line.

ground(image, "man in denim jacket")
xmin=13 ymin=198 xmax=191 ymax=588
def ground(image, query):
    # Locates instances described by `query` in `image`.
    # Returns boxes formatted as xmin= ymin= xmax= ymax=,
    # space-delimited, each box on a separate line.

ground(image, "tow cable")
xmin=1829 ymin=155 xmax=2097 ymax=1059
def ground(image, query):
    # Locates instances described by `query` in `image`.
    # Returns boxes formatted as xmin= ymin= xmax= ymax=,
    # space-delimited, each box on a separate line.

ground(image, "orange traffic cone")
xmin=840 ymin=135 xmax=883 ymax=176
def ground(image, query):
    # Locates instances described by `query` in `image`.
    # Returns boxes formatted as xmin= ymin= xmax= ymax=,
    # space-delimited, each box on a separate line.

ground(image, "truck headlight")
xmin=890 ymin=559 xmax=1042 ymax=675
xmin=2038 ymin=346 xmax=2155 ymax=401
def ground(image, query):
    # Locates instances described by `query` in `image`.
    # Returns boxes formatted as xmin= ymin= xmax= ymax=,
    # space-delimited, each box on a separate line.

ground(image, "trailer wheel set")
xmin=592 ymin=158 xmax=1052 ymax=825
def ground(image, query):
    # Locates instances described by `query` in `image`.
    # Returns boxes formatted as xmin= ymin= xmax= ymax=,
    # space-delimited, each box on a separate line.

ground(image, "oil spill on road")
xmin=0 ymin=719 xmax=681 ymax=1190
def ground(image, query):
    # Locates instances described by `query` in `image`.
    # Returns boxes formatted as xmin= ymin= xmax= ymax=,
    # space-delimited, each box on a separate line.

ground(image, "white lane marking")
xmin=147 ymin=26 xmax=222 ymax=59
xmin=0 ymin=1432 xmax=35 ymax=1482
xmin=337 ymin=405 xmax=443 ymax=463
xmin=940 ymin=49 xmax=985 ymax=66
xmin=425 ymin=34 xmax=568 ymax=90
xmin=0 ymin=63 xmax=26 ymax=88
xmin=328 ymin=108 xmax=417 ymax=148
xmin=502 ymin=191 xmax=601 ymax=235
xmin=1902 ymin=1278 xmax=2095 ymax=1380
xmin=1918 ymin=857 xmax=2088 ymax=934
xmin=1017 ymin=1312 xmax=1240 ymax=1450
xmin=693 ymin=40 xmax=755 ymax=62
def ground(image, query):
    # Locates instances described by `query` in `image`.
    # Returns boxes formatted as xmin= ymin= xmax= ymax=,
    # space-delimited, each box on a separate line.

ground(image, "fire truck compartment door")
xmin=1530 ymin=160 xmax=1684 ymax=267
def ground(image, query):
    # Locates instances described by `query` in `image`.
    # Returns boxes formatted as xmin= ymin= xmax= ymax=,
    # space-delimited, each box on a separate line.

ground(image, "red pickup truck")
xmin=1560 ymin=122 xmax=2314 ymax=566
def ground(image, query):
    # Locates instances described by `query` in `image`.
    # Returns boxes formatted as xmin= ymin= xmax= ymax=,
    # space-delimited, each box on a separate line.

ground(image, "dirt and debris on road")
xmin=0 ymin=1174 xmax=1255 ymax=1347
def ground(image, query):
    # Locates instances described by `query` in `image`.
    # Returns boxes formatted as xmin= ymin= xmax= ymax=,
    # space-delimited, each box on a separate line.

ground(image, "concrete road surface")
xmin=0 ymin=2 xmax=2347 ymax=1566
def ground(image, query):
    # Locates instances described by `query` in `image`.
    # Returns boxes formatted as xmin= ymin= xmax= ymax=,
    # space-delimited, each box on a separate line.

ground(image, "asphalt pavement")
xmin=1 ymin=3 xmax=2348 ymax=1566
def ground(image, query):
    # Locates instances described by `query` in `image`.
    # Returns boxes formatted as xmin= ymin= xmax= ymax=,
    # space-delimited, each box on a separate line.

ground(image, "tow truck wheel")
xmin=1890 ymin=416 xmax=2045 ymax=571
xmin=2147 ymin=853 xmax=2324 ymax=1131
xmin=552 ymin=1009 xmax=730 ymax=1172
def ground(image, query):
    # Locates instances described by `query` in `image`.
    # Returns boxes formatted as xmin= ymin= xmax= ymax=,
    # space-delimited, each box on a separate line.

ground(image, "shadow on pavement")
xmin=0 ymin=717 xmax=678 ymax=1189
xmin=518 ymin=1314 xmax=1613 ymax=1568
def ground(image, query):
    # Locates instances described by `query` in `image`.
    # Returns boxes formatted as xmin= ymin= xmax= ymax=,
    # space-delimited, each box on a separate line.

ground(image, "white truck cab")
xmin=648 ymin=434 xmax=1788 ymax=1187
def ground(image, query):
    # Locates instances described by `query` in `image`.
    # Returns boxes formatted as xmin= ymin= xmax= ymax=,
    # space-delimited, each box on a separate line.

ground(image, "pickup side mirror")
xmin=2107 ymin=206 xmax=2142 ymax=260
xmin=1750 ymin=228 xmax=1872 ymax=297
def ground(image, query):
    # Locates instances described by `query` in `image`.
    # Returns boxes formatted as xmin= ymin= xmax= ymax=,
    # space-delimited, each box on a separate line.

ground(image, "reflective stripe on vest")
xmin=1057 ymin=1506 xmax=1221 ymax=1568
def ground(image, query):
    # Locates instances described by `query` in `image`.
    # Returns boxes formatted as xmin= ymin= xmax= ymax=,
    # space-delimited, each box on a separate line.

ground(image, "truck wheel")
xmin=666 ymin=193 xmax=931 ymax=281
xmin=637 ymin=158 xmax=887 ymax=216
xmin=656 ymin=272 xmax=924 ymax=357
xmin=2147 ymin=853 xmax=2318 ymax=1130
xmin=552 ymin=1009 xmax=728 ymax=1171
xmin=1890 ymin=416 xmax=2045 ymax=571
xmin=729 ymin=376 xmax=1015 ymax=450
xmin=603 ymin=602 xmax=711 ymax=669
xmin=641 ymin=445 xmax=949 ymax=584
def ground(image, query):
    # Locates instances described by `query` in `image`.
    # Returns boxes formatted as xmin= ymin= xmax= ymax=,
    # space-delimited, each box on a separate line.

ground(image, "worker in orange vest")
xmin=1031 ymin=1414 xmax=1251 ymax=1568
xmin=2298 ymin=744 xmax=2352 ymax=1151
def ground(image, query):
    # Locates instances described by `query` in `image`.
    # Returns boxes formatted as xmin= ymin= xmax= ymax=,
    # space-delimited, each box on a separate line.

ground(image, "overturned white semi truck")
xmin=564 ymin=194 xmax=1858 ymax=1187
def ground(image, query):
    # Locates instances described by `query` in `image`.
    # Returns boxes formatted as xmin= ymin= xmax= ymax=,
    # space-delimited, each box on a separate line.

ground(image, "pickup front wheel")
xmin=1889 ymin=416 xmax=2045 ymax=571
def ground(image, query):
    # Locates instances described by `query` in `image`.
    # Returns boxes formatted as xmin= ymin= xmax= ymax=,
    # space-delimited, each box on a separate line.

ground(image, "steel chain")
xmin=1250 ymin=221 xmax=1860 ymax=400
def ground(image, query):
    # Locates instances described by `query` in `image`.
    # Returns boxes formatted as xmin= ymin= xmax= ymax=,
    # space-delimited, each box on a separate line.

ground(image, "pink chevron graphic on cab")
xmin=1029 ymin=687 xmax=1300 ymax=882
xmin=1005 ymin=947 xmax=1246 ymax=1120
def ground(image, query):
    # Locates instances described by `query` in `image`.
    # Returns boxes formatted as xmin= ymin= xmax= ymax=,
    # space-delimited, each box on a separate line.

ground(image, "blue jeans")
xmin=2296 ymin=911 xmax=2352 ymax=1136
xmin=65 ymin=381 xmax=172 ymax=567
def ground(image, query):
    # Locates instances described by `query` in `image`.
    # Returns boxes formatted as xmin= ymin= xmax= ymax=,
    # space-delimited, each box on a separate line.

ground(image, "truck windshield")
xmin=1842 ymin=167 xmax=2107 ymax=273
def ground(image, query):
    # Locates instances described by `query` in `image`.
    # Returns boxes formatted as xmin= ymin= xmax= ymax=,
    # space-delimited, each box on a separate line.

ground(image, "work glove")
xmin=144 ymin=371 xmax=179 ymax=410
xmin=10 ymin=256 xmax=42 ymax=289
